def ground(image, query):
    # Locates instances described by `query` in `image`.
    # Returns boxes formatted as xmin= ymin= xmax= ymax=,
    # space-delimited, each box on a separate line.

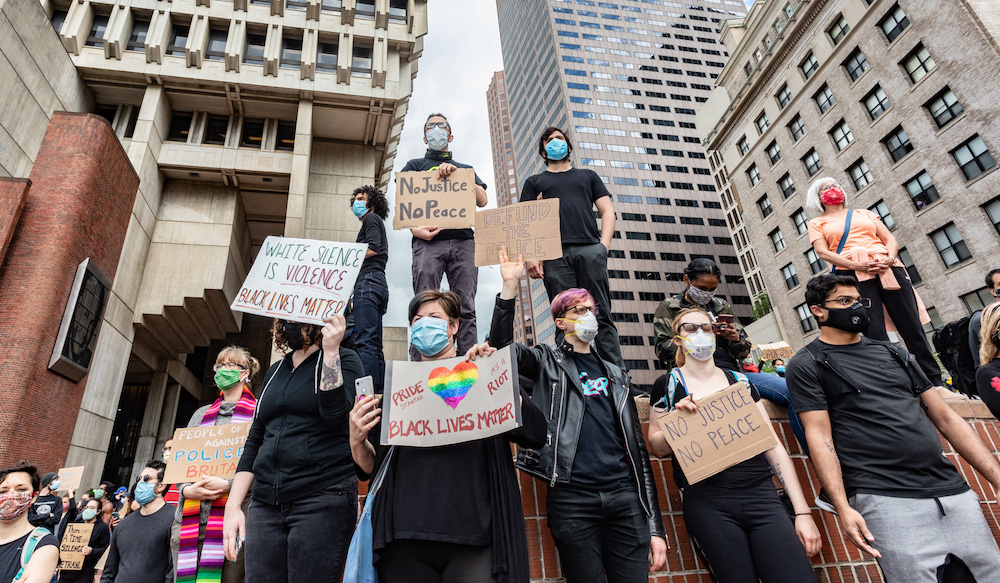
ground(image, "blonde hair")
xmin=671 ymin=307 xmax=712 ymax=367
xmin=215 ymin=345 xmax=261 ymax=380
xmin=980 ymin=303 xmax=1000 ymax=365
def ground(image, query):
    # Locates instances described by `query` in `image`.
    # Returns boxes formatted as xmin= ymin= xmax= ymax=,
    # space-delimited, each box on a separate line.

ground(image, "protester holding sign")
xmin=0 ymin=462 xmax=60 ymax=583
xmin=647 ymin=307 xmax=820 ymax=582
xmin=485 ymin=247 xmax=666 ymax=582
xmin=787 ymin=274 xmax=1000 ymax=581
xmin=222 ymin=316 xmax=363 ymax=582
xmin=520 ymin=126 xmax=623 ymax=368
xmin=351 ymin=185 xmax=391 ymax=392
xmin=172 ymin=346 xmax=259 ymax=583
xmin=402 ymin=113 xmax=489 ymax=357
xmin=348 ymin=273 xmax=546 ymax=583
xmin=58 ymin=499 xmax=110 ymax=583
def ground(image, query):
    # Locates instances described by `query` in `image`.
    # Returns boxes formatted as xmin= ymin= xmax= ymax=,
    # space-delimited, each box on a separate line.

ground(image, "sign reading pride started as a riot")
xmin=393 ymin=169 xmax=477 ymax=230
xmin=381 ymin=346 xmax=521 ymax=447
xmin=231 ymin=236 xmax=368 ymax=325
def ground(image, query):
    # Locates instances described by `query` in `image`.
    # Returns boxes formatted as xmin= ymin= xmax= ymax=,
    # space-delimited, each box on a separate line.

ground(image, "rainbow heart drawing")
xmin=428 ymin=361 xmax=479 ymax=409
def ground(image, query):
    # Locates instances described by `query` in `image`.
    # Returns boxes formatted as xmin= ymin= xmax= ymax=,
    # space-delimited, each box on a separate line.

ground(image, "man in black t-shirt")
xmin=787 ymin=274 xmax=1000 ymax=581
xmin=401 ymin=113 xmax=488 ymax=357
xmin=521 ymin=127 xmax=623 ymax=368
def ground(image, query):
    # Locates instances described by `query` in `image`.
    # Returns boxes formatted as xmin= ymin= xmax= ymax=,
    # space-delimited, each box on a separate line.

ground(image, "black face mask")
xmin=284 ymin=322 xmax=306 ymax=350
xmin=819 ymin=303 xmax=870 ymax=333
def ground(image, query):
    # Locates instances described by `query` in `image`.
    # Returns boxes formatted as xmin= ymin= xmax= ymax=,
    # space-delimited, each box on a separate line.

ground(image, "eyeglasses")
xmin=821 ymin=297 xmax=872 ymax=308
xmin=820 ymin=184 xmax=841 ymax=192
xmin=679 ymin=322 xmax=716 ymax=334
xmin=213 ymin=362 xmax=245 ymax=372
xmin=561 ymin=305 xmax=597 ymax=317
xmin=425 ymin=122 xmax=450 ymax=130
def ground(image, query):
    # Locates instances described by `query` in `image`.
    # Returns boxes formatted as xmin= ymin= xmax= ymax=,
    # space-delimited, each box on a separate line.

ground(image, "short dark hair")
xmin=351 ymin=185 xmax=390 ymax=220
xmin=684 ymin=258 xmax=721 ymax=282
xmin=99 ymin=481 xmax=114 ymax=491
xmin=425 ymin=113 xmax=450 ymax=133
xmin=537 ymin=126 xmax=573 ymax=161
xmin=804 ymin=274 xmax=858 ymax=306
xmin=144 ymin=460 xmax=167 ymax=484
xmin=986 ymin=269 xmax=1000 ymax=289
xmin=408 ymin=290 xmax=462 ymax=323
xmin=0 ymin=461 xmax=40 ymax=492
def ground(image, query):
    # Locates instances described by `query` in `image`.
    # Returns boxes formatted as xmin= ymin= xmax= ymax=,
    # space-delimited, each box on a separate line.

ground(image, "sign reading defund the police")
xmin=393 ymin=169 xmax=477 ymax=230
xmin=230 ymin=236 xmax=368 ymax=325
xmin=163 ymin=423 xmax=251 ymax=484
xmin=653 ymin=382 xmax=777 ymax=484
xmin=381 ymin=346 xmax=521 ymax=447
xmin=474 ymin=199 xmax=562 ymax=266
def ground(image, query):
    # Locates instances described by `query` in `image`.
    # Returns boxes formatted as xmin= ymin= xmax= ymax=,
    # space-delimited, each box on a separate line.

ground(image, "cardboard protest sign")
xmin=381 ymin=346 xmax=521 ymax=447
xmin=474 ymin=199 xmax=562 ymax=266
xmin=759 ymin=341 xmax=795 ymax=361
xmin=393 ymin=169 xmax=477 ymax=230
xmin=163 ymin=423 xmax=251 ymax=484
xmin=60 ymin=523 xmax=94 ymax=570
xmin=56 ymin=466 xmax=85 ymax=492
xmin=230 ymin=236 xmax=367 ymax=325
xmin=95 ymin=547 xmax=110 ymax=571
xmin=652 ymin=382 xmax=777 ymax=484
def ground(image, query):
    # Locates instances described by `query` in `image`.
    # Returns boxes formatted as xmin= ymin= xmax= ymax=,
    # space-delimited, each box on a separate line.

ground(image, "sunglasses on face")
xmin=425 ymin=122 xmax=449 ymax=130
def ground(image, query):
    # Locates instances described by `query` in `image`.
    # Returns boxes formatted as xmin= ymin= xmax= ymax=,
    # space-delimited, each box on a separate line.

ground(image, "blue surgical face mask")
xmin=411 ymin=317 xmax=451 ymax=357
xmin=134 ymin=481 xmax=157 ymax=506
xmin=81 ymin=508 xmax=98 ymax=521
xmin=352 ymin=200 xmax=369 ymax=218
xmin=545 ymin=138 xmax=568 ymax=161
xmin=775 ymin=365 xmax=786 ymax=373
xmin=425 ymin=127 xmax=450 ymax=151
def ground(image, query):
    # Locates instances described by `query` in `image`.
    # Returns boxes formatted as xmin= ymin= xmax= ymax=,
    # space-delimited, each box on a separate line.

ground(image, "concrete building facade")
xmin=495 ymin=0 xmax=753 ymax=390
xmin=1 ymin=0 xmax=425 ymax=488
xmin=699 ymin=0 xmax=1000 ymax=350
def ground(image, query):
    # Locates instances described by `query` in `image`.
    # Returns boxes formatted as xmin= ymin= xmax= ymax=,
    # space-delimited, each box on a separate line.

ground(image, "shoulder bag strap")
xmin=830 ymin=209 xmax=854 ymax=273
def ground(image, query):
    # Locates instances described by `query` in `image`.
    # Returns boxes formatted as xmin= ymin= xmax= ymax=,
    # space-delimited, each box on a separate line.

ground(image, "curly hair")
xmin=271 ymin=319 xmax=323 ymax=352
xmin=537 ymin=126 xmax=573 ymax=162
xmin=351 ymin=185 xmax=390 ymax=220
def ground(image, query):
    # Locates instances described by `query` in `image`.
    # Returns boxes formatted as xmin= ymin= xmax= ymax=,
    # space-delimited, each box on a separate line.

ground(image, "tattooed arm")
xmin=321 ymin=352 xmax=343 ymax=392
xmin=317 ymin=315 xmax=363 ymax=423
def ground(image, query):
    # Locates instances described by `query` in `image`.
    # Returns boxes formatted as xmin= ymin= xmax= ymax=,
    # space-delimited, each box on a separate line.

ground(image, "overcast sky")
xmin=381 ymin=1 xmax=506 ymax=337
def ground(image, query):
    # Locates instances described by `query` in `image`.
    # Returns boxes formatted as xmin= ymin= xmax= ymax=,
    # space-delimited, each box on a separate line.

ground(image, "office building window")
xmin=802 ymin=149 xmax=822 ymax=176
xmin=897 ymin=247 xmax=921 ymax=284
xmin=800 ymin=52 xmax=818 ymax=79
xmin=239 ymin=118 xmax=265 ymax=148
xmin=316 ymin=41 xmax=338 ymax=72
xmin=356 ymin=0 xmax=375 ymax=17
xmin=814 ymin=83 xmax=836 ymax=114
xmin=848 ymin=159 xmax=873 ymax=190
xmin=903 ymin=44 xmax=935 ymax=83
xmin=879 ymin=4 xmax=909 ymax=42
xmin=738 ymin=136 xmax=749 ymax=155
xmin=747 ymin=164 xmax=760 ymax=186
xmin=926 ymin=87 xmax=963 ymax=128
xmin=904 ymin=171 xmax=939 ymax=209
xmin=51 ymin=9 xmax=68 ymax=34
xmin=792 ymin=208 xmax=808 ymax=235
xmin=806 ymin=248 xmax=827 ymax=274
xmin=951 ymin=134 xmax=996 ymax=180
xmin=766 ymin=141 xmax=781 ymax=164
xmin=206 ymin=28 xmax=227 ymax=61
xmin=883 ymin=126 xmax=913 ymax=162
xmin=779 ymin=173 xmax=795 ymax=198
xmin=831 ymin=119 xmax=853 ymax=151
xmin=983 ymin=197 xmax=1000 ymax=236
xmin=756 ymin=111 xmax=770 ymax=134
xmin=244 ymin=33 xmax=266 ymax=65
xmin=275 ymin=121 xmax=295 ymax=151
xmin=352 ymin=45 xmax=373 ymax=77
xmin=127 ymin=18 xmax=149 ymax=53
xmin=321 ymin=0 xmax=343 ymax=11
xmin=788 ymin=114 xmax=805 ymax=141
xmin=776 ymin=84 xmax=792 ymax=108
xmin=961 ymin=288 xmax=995 ymax=314
xmin=868 ymin=200 xmax=894 ymax=229
xmin=85 ymin=14 xmax=109 ymax=48
xmin=287 ymin=0 xmax=308 ymax=10
xmin=757 ymin=194 xmax=772 ymax=218
xmin=929 ymin=222 xmax=971 ymax=268
xmin=781 ymin=263 xmax=799 ymax=289
xmin=166 ymin=112 xmax=193 ymax=142
xmin=863 ymin=85 xmax=891 ymax=119
xmin=281 ymin=37 xmax=302 ymax=69
xmin=828 ymin=15 xmax=849 ymax=44
xmin=203 ymin=115 xmax=229 ymax=146
xmin=770 ymin=228 xmax=786 ymax=252
xmin=796 ymin=303 xmax=816 ymax=332
xmin=167 ymin=25 xmax=189 ymax=56
xmin=389 ymin=0 xmax=408 ymax=21
xmin=843 ymin=47 xmax=868 ymax=81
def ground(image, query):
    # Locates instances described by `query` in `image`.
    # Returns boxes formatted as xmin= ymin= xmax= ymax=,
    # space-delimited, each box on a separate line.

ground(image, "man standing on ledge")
xmin=402 ymin=113 xmax=488 ymax=357
xmin=786 ymin=274 xmax=1000 ymax=581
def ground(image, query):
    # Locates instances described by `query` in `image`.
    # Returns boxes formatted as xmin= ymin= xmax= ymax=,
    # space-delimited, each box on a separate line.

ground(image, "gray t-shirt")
xmin=101 ymin=503 xmax=174 ymax=583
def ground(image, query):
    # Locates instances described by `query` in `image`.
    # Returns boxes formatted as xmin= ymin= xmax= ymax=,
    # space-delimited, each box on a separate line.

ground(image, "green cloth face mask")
xmin=214 ymin=368 xmax=243 ymax=390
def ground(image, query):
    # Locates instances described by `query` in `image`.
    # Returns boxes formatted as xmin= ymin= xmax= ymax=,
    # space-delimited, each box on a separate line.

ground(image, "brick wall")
xmin=0 ymin=112 xmax=139 ymax=472
xmin=0 ymin=178 xmax=29 ymax=271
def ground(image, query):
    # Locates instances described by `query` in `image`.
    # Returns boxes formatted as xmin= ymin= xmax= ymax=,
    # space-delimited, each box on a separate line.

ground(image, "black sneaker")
xmin=815 ymin=488 xmax=837 ymax=515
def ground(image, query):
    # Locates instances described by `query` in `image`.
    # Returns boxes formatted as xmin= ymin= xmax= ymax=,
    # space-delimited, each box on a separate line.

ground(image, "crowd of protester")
xmin=6 ymin=118 xmax=1000 ymax=583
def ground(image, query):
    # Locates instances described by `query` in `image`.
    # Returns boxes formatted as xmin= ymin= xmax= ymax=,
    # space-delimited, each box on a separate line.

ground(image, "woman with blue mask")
xmin=350 ymin=185 xmax=390 ymax=393
xmin=58 ymin=499 xmax=110 ymax=583
xmin=348 ymin=287 xmax=546 ymax=583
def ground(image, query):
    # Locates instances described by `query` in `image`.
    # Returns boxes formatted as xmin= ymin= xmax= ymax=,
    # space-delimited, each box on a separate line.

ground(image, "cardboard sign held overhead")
xmin=56 ymin=466 xmax=85 ymax=492
xmin=393 ymin=169 xmax=477 ymax=230
xmin=230 ymin=236 xmax=368 ymax=325
xmin=652 ymin=382 xmax=777 ymax=484
xmin=381 ymin=346 xmax=521 ymax=447
xmin=474 ymin=199 xmax=562 ymax=266
xmin=60 ymin=523 xmax=94 ymax=570
xmin=759 ymin=342 xmax=795 ymax=361
xmin=163 ymin=423 xmax=251 ymax=484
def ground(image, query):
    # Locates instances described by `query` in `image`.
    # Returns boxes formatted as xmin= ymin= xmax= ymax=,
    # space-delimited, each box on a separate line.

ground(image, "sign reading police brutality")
xmin=60 ymin=523 xmax=94 ymax=570
xmin=231 ymin=236 xmax=367 ymax=325
xmin=381 ymin=346 xmax=521 ymax=447
xmin=393 ymin=169 xmax=477 ymax=230
xmin=474 ymin=199 xmax=562 ymax=266
xmin=163 ymin=423 xmax=251 ymax=484
xmin=653 ymin=382 xmax=777 ymax=484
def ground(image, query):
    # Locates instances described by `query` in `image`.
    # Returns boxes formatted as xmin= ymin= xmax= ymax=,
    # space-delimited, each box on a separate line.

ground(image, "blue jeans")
xmin=744 ymin=372 xmax=808 ymax=456
xmin=353 ymin=271 xmax=389 ymax=392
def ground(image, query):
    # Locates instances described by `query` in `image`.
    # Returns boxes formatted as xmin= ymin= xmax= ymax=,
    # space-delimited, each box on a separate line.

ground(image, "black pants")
xmin=682 ymin=482 xmax=816 ymax=583
xmin=376 ymin=539 xmax=496 ymax=583
xmin=542 ymin=242 xmax=624 ymax=368
xmin=245 ymin=478 xmax=357 ymax=583
xmin=546 ymin=485 xmax=650 ymax=583
xmin=856 ymin=266 xmax=943 ymax=385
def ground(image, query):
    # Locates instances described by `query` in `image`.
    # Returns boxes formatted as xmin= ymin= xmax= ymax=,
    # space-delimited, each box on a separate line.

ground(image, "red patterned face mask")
xmin=0 ymin=491 xmax=34 ymax=522
xmin=820 ymin=186 xmax=846 ymax=206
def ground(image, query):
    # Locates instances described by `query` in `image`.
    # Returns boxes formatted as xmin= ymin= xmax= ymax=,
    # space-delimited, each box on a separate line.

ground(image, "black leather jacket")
xmin=489 ymin=296 xmax=666 ymax=540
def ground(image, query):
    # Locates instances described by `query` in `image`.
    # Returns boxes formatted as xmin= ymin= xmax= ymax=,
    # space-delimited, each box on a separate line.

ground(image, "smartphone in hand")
xmin=356 ymin=376 xmax=374 ymax=401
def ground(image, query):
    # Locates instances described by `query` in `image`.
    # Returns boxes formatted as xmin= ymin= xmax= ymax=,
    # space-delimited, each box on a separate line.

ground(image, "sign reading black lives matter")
xmin=393 ymin=169 xmax=477 ymax=230
xmin=230 ymin=236 xmax=368 ymax=325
